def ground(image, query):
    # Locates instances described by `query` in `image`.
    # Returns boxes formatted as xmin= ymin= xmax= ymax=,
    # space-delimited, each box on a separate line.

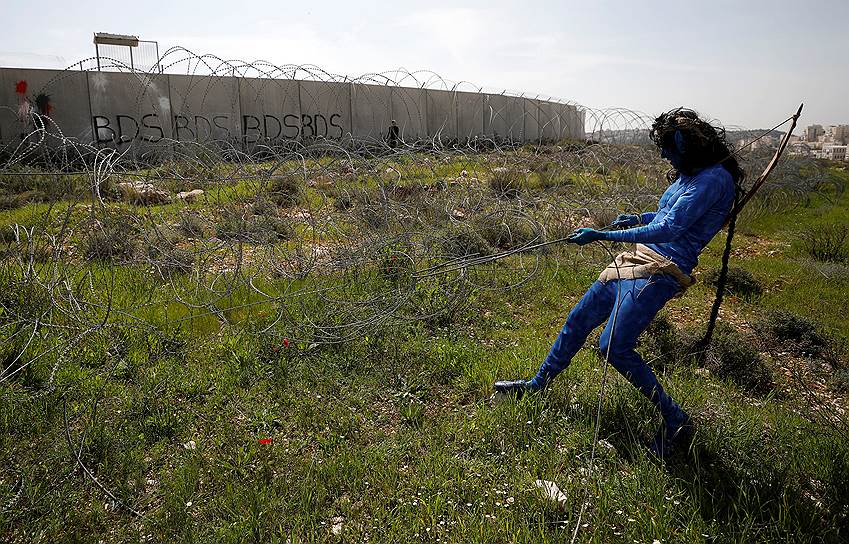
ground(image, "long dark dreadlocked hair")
xmin=650 ymin=109 xmax=753 ymax=356
xmin=650 ymin=108 xmax=746 ymax=188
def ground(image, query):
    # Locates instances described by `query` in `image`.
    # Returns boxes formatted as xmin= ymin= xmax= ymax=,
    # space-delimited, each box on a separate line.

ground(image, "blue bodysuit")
xmin=604 ymin=164 xmax=736 ymax=274
xmin=530 ymin=164 xmax=736 ymax=429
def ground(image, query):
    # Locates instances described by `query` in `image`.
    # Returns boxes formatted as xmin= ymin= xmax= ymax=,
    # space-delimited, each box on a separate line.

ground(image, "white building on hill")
xmin=818 ymin=144 xmax=847 ymax=161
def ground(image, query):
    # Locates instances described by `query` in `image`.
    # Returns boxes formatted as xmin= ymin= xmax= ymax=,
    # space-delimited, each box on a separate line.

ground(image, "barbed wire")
xmin=0 ymin=52 xmax=842 ymax=529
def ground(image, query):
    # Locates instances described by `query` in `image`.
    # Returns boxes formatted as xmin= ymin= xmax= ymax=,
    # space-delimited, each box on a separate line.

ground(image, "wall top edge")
xmin=0 ymin=67 xmax=580 ymax=108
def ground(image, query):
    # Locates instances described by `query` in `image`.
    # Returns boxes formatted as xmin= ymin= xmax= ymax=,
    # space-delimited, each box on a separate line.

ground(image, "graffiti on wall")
xmin=12 ymin=79 xmax=56 ymax=143
xmin=2 ymin=68 xmax=583 ymax=148
xmin=241 ymin=113 xmax=344 ymax=142
xmin=15 ymin=80 xmax=54 ymax=118
xmin=91 ymin=112 xmax=346 ymax=145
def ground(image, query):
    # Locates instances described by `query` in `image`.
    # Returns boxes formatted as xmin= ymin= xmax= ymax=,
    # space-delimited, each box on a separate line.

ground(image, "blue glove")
xmin=611 ymin=213 xmax=640 ymax=228
xmin=567 ymin=228 xmax=606 ymax=246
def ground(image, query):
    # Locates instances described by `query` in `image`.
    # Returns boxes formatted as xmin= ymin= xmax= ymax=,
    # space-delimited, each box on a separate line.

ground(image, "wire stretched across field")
xmin=0 ymin=53 xmax=843 ymax=532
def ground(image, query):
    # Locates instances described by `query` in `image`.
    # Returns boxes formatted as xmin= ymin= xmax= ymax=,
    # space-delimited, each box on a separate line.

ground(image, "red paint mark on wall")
xmin=15 ymin=80 xmax=30 ymax=122
xmin=13 ymin=81 xmax=54 ymax=116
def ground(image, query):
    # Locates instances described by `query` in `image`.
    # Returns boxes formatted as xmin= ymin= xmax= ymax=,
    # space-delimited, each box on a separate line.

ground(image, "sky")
xmin=3 ymin=0 xmax=848 ymax=130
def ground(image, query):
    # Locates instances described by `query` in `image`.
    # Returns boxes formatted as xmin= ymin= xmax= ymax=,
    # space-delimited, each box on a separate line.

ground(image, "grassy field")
xmin=1 ymin=152 xmax=848 ymax=543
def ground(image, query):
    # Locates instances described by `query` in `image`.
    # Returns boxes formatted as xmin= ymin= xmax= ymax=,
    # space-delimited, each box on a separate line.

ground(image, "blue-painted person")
xmin=494 ymin=108 xmax=746 ymax=458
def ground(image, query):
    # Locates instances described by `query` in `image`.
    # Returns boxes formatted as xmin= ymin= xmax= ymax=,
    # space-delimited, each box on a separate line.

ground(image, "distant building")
xmin=789 ymin=141 xmax=812 ymax=157
xmin=736 ymin=135 xmax=778 ymax=151
xmin=824 ymin=126 xmax=836 ymax=143
xmin=822 ymin=144 xmax=847 ymax=161
xmin=805 ymin=124 xmax=825 ymax=142
xmin=832 ymin=124 xmax=849 ymax=145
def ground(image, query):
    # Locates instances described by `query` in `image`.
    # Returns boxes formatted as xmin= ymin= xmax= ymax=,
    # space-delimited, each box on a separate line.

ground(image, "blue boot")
xmin=493 ymin=379 xmax=542 ymax=399
xmin=648 ymin=411 xmax=694 ymax=459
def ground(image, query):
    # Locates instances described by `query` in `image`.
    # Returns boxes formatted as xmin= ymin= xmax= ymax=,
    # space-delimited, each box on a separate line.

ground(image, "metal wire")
xmin=0 ymin=51 xmax=835 ymax=525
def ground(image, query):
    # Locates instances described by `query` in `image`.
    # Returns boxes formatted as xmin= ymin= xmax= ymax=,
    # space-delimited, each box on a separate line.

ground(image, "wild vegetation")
xmin=1 ymin=141 xmax=847 ymax=543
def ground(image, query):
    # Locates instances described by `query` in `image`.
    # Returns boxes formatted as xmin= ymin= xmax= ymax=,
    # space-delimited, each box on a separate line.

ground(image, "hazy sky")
xmin=3 ymin=0 xmax=847 ymax=129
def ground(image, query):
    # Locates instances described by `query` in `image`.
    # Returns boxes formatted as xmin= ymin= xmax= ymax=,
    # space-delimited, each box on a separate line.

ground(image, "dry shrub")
xmin=639 ymin=313 xmax=681 ymax=371
xmin=438 ymin=226 xmax=493 ymax=259
xmin=0 ymin=274 xmax=51 ymax=323
xmin=82 ymin=211 xmax=139 ymax=263
xmin=349 ymin=186 xmax=396 ymax=230
xmin=389 ymin=183 xmax=426 ymax=202
xmin=533 ymin=160 xmax=566 ymax=189
xmin=702 ymin=266 xmax=763 ymax=299
xmin=755 ymin=310 xmax=830 ymax=358
xmin=544 ymin=219 xmax=578 ymax=246
xmin=0 ymin=224 xmax=18 ymax=247
xmin=803 ymin=225 xmax=848 ymax=263
xmin=0 ymin=190 xmax=45 ymax=211
xmin=587 ymin=208 xmax=618 ymax=229
xmin=643 ymin=318 xmax=774 ymax=394
xmin=488 ymin=167 xmax=523 ymax=199
xmin=144 ymin=227 xmax=194 ymax=275
xmin=834 ymin=369 xmax=849 ymax=393
xmin=0 ymin=226 xmax=54 ymax=263
xmin=703 ymin=323 xmax=774 ymax=394
xmin=268 ymin=175 xmax=303 ymax=207
xmin=216 ymin=198 xmax=293 ymax=243
xmin=473 ymin=214 xmax=540 ymax=251
xmin=178 ymin=210 xmax=207 ymax=238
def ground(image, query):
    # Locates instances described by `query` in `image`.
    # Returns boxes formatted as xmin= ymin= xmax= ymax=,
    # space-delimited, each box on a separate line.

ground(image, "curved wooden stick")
xmin=703 ymin=103 xmax=804 ymax=351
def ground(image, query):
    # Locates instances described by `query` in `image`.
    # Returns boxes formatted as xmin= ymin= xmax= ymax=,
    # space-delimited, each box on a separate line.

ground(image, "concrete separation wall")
xmin=563 ymin=104 xmax=583 ymax=140
xmin=425 ymin=89 xmax=457 ymax=142
xmin=425 ymin=89 xmax=457 ymax=141
xmin=391 ymin=87 xmax=426 ymax=143
xmin=169 ymin=74 xmax=241 ymax=143
xmin=0 ymin=68 xmax=92 ymax=145
xmin=457 ymin=91 xmax=484 ymax=140
xmin=239 ymin=77 xmax=301 ymax=145
xmin=539 ymin=101 xmax=560 ymax=141
xmin=523 ymin=98 xmax=542 ymax=143
xmin=352 ymin=83 xmax=392 ymax=143
xmin=87 ymin=71 xmax=173 ymax=148
xmin=298 ymin=80 xmax=351 ymax=142
xmin=484 ymin=94 xmax=523 ymax=142
xmin=0 ymin=67 xmax=584 ymax=149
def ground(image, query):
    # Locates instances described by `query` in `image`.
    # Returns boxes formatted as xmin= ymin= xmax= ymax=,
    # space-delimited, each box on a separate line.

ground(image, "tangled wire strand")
xmin=0 ymin=51 xmax=843 ymax=527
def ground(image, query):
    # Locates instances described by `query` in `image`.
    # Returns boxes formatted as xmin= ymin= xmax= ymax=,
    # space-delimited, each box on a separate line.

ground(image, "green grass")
xmin=1 ymin=159 xmax=848 ymax=543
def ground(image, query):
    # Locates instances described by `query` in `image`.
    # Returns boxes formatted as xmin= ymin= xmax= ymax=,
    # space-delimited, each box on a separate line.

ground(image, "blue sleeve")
xmin=604 ymin=174 xmax=724 ymax=244
xmin=639 ymin=212 xmax=657 ymax=224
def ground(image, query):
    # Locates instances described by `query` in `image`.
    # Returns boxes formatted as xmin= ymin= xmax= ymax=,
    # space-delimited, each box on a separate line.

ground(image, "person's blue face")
xmin=661 ymin=146 xmax=685 ymax=171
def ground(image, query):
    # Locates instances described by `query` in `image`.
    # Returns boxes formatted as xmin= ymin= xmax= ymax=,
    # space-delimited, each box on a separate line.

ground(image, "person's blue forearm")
xmin=607 ymin=174 xmax=725 ymax=244
xmin=602 ymin=221 xmax=681 ymax=243
xmin=640 ymin=212 xmax=657 ymax=224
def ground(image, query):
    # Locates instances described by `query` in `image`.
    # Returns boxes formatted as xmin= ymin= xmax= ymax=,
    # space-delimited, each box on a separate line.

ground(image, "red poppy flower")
xmin=282 ymin=338 xmax=290 ymax=348
xmin=15 ymin=80 xmax=27 ymax=95
xmin=258 ymin=438 xmax=272 ymax=445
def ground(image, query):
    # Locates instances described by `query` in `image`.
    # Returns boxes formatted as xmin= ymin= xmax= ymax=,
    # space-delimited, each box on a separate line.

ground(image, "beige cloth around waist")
xmin=598 ymin=244 xmax=696 ymax=293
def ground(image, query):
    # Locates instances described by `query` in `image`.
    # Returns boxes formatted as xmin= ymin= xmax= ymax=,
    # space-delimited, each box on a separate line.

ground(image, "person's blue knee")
xmin=598 ymin=331 xmax=621 ymax=359
xmin=604 ymin=350 xmax=638 ymax=375
xmin=599 ymin=335 xmax=638 ymax=370
xmin=598 ymin=335 xmax=609 ymax=358
xmin=599 ymin=321 xmax=640 ymax=357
